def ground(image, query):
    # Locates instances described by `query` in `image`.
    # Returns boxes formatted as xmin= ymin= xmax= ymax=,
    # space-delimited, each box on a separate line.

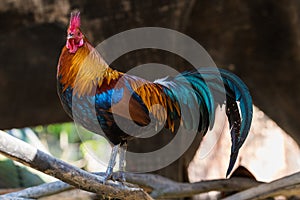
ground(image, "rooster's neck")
xmin=57 ymin=40 xmax=114 ymax=96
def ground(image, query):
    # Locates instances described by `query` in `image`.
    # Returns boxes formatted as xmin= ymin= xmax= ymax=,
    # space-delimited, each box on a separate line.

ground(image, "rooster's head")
xmin=66 ymin=10 xmax=84 ymax=53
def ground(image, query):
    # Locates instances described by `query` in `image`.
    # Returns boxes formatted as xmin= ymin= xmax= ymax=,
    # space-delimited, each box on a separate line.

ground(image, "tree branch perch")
xmin=0 ymin=130 xmax=152 ymax=200
xmin=4 ymin=129 xmax=293 ymax=199
xmin=1 ymin=173 xmax=262 ymax=199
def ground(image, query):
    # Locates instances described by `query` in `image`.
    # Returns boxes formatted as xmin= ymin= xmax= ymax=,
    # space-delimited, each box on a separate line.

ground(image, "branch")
xmin=124 ymin=173 xmax=262 ymax=198
xmin=0 ymin=130 xmax=262 ymax=199
xmin=223 ymin=172 xmax=300 ymax=200
xmin=1 ymin=172 xmax=261 ymax=199
xmin=0 ymin=130 xmax=152 ymax=200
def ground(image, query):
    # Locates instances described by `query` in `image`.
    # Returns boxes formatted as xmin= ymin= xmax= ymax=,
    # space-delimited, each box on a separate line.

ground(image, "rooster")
xmin=57 ymin=11 xmax=253 ymax=182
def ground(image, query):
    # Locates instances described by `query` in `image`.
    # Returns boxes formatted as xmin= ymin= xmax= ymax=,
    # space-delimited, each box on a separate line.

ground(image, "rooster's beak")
xmin=67 ymin=33 xmax=74 ymax=39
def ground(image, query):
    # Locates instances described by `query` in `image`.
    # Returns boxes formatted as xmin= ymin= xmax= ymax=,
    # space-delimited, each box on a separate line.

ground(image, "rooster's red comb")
xmin=69 ymin=10 xmax=81 ymax=31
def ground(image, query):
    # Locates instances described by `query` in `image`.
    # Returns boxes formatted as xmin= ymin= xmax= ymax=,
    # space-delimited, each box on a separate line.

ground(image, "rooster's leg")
xmin=118 ymin=143 xmax=127 ymax=182
xmin=103 ymin=144 xmax=119 ymax=182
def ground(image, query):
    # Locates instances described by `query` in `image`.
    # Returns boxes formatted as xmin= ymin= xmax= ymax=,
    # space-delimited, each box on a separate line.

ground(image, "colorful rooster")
xmin=57 ymin=11 xmax=253 ymax=182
